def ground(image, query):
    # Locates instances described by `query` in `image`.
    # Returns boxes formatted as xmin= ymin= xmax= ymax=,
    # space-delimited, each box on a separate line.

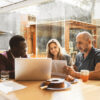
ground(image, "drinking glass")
xmin=1 ymin=70 xmax=9 ymax=81
xmin=80 ymin=70 xmax=89 ymax=82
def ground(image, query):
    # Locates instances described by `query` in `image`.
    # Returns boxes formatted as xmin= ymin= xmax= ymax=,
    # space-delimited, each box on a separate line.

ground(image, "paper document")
xmin=0 ymin=81 xmax=26 ymax=93
xmin=52 ymin=60 xmax=67 ymax=77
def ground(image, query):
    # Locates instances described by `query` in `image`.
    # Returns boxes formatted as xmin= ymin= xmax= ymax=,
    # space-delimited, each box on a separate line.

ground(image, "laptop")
xmin=15 ymin=58 xmax=52 ymax=81
xmin=52 ymin=60 xmax=67 ymax=77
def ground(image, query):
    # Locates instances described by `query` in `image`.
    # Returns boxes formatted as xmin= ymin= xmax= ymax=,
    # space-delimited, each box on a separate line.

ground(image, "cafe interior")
xmin=0 ymin=0 xmax=100 ymax=100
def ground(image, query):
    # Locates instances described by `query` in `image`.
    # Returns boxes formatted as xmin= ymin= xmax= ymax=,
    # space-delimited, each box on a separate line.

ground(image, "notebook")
xmin=15 ymin=58 xmax=52 ymax=81
xmin=52 ymin=60 xmax=67 ymax=77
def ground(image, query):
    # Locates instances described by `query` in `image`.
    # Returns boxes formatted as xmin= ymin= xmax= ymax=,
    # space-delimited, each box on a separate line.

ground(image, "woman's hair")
xmin=46 ymin=39 xmax=64 ymax=60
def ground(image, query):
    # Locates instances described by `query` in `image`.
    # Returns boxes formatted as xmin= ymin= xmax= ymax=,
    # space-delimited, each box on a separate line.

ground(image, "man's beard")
xmin=83 ymin=48 xmax=88 ymax=53
xmin=79 ymin=47 xmax=88 ymax=53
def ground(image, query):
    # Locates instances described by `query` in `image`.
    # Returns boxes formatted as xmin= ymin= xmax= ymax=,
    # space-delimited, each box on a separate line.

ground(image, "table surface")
xmin=2 ymin=79 xmax=99 ymax=100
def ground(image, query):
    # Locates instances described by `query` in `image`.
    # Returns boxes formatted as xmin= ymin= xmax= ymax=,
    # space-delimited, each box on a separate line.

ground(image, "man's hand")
xmin=64 ymin=66 xmax=76 ymax=76
xmin=65 ymin=75 xmax=74 ymax=82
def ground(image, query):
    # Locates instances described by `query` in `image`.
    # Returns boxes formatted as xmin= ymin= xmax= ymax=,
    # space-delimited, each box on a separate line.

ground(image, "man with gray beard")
xmin=64 ymin=31 xmax=100 ymax=80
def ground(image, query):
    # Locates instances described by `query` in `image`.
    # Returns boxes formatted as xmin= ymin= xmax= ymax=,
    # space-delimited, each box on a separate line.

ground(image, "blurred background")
xmin=0 ymin=0 xmax=100 ymax=62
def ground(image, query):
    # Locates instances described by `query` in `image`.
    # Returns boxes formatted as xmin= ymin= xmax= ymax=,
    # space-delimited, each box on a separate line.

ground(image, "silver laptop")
xmin=52 ymin=60 xmax=67 ymax=77
xmin=15 ymin=58 xmax=52 ymax=81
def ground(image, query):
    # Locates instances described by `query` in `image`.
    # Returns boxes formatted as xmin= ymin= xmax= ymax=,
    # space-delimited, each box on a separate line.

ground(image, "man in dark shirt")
xmin=64 ymin=31 xmax=100 ymax=80
xmin=0 ymin=35 xmax=27 ymax=78
xmin=75 ymin=47 xmax=100 ymax=71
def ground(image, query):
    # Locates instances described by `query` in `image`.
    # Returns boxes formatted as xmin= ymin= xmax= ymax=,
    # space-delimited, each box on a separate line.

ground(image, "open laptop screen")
xmin=15 ymin=58 xmax=52 ymax=81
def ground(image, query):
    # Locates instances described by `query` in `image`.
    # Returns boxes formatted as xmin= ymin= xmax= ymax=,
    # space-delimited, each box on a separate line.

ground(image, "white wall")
xmin=92 ymin=0 xmax=100 ymax=48
xmin=93 ymin=0 xmax=100 ymax=19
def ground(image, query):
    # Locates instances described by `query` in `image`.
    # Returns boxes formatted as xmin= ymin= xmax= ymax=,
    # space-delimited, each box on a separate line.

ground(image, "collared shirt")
xmin=75 ymin=47 xmax=100 ymax=71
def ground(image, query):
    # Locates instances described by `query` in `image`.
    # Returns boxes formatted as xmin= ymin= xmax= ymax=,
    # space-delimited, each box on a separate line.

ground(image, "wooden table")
xmin=5 ymin=80 xmax=100 ymax=100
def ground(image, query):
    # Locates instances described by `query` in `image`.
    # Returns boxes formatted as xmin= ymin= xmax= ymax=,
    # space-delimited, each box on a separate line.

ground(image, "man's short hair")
xmin=76 ymin=31 xmax=93 ymax=41
xmin=9 ymin=35 xmax=25 ymax=49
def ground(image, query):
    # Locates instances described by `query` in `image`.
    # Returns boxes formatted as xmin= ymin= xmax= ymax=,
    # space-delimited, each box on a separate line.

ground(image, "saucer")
xmin=70 ymin=78 xmax=78 ymax=84
xmin=40 ymin=81 xmax=71 ymax=90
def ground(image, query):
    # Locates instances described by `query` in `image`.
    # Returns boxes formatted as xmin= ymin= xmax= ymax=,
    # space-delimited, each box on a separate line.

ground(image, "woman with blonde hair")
xmin=46 ymin=39 xmax=72 ymax=66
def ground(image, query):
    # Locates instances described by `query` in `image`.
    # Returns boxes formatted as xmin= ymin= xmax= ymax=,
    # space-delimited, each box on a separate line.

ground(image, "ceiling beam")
xmin=0 ymin=0 xmax=53 ymax=13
